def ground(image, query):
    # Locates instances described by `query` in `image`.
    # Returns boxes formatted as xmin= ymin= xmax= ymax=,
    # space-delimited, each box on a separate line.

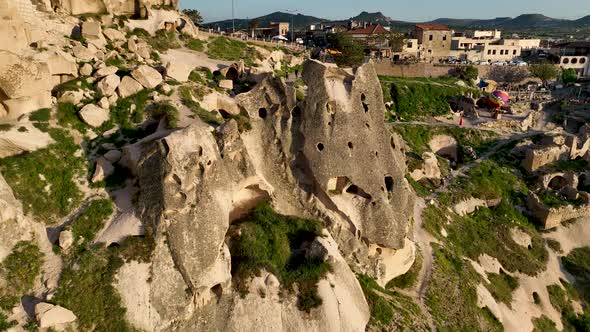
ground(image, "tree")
xmin=388 ymin=33 xmax=405 ymax=53
xmin=451 ymin=65 xmax=479 ymax=82
xmin=327 ymin=33 xmax=365 ymax=68
xmin=488 ymin=66 xmax=529 ymax=88
xmin=562 ymin=68 xmax=577 ymax=84
xmin=182 ymin=9 xmax=203 ymax=26
xmin=248 ymin=18 xmax=261 ymax=38
xmin=529 ymin=62 xmax=559 ymax=88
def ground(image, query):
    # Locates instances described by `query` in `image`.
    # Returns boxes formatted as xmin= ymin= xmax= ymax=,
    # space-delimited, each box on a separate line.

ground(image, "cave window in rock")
xmin=390 ymin=136 xmax=396 ymax=149
xmin=291 ymin=106 xmax=301 ymax=117
xmin=365 ymin=123 xmax=370 ymax=129
xmin=317 ymin=143 xmax=325 ymax=152
xmin=361 ymin=93 xmax=366 ymax=102
xmin=345 ymin=184 xmax=372 ymax=200
xmin=211 ymin=284 xmax=223 ymax=301
xmin=258 ymin=108 xmax=267 ymax=119
xmin=348 ymin=142 xmax=354 ymax=150
xmin=219 ymin=109 xmax=231 ymax=119
xmin=327 ymin=176 xmax=351 ymax=194
xmin=548 ymin=176 xmax=568 ymax=191
xmin=384 ymin=176 xmax=394 ymax=192
xmin=362 ymin=102 xmax=369 ymax=113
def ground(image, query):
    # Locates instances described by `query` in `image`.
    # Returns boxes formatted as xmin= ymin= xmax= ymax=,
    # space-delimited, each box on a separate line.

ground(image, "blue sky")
xmin=180 ymin=0 xmax=590 ymax=23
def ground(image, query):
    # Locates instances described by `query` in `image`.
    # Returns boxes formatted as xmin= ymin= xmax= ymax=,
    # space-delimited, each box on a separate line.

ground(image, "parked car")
xmin=491 ymin=61 xmax=507 ymax=66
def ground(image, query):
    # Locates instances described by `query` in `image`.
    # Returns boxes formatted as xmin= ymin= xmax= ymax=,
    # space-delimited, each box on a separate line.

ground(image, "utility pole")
xmin=232 ymin=0 xmax=235 ymax=33
xmin=286 ymin=9 xmax=298 ymax=42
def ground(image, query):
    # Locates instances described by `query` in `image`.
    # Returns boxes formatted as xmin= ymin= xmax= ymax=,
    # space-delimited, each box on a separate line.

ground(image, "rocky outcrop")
xmin=132 ymin=65 xmax=163 ymax=89
xmin=35 ymin=302 xmax=77 ymax=329
xmin=410 ymin=151 xmax=441 ymax=181
xmin=50 ymin=0 xmax=179 ymax=16
xmin=0 ymin=124 xmax=53 ymax=158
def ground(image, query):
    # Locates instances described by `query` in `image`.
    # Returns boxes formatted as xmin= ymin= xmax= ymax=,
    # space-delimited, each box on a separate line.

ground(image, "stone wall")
xmin=527 ymin=193 xmax=590 ymax=229
xmin=373 ymin=61 xmax=491 ymax=78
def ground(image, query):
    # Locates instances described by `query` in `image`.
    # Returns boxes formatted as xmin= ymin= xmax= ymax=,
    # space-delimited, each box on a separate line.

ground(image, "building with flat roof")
xmin=412 ymin=24 xmax=452 ymax=61
xmin=551 ymin=42 xmax=590 ymax=77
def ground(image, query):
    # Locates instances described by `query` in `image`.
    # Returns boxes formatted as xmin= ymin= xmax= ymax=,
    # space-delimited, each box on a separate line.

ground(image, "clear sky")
xmin=179 ymin=0 xmax=590 ymax=23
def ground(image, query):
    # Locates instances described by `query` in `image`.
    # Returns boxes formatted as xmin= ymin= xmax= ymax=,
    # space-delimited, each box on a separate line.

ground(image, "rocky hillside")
xmin=0 ymin=1 xmax=418 ymax=331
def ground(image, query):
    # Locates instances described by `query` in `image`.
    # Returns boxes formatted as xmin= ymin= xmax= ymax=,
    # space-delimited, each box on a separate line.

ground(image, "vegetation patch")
xmin=152 ymin=102 xmax=180 ymax=128
xmin=386 ymin=249 xmax=423 ymax=289
xmin=102 ymin=89 xmax=152 ymax=134
xmin=70 ymin=199 xmax=114 ymax=251
xmin=0 ymin=242 xmax=44 ymax=311
xmin=0 ymin=129 xmax=85 ymax=222
xmin=228 ymin=203 xmax=330 ymax=312
xmin=358 ymin=274 xmax=429 ymax=331
xmin=57 ymin=102 xmax=88 ymax=133
xmin=179 ymin=86 xmax=223 ymax=126
xmin=206 ymin=37 xmax=262 ymax=67
xmin=29 ymin=108 xmax=51 ymax=122
xmin=426 ymin=245 xmax=501 ymax=331
xmin=380 ymin=76 xmax=480 ymax=121
xmin=185 ymin=37 xmax=206 ymax=52
xmin=0 ymin=313 xmax=15 ymax=332
xmin=532 ymin=315 xmax=558 ymax=332
xmin=562 ymin=247 xmax=590 ymax=302
xmin=485 ymin=270 xmax=519 ymax=305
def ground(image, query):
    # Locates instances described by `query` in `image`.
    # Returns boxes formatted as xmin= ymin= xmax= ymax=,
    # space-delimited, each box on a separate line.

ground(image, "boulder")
xmin=0 ymin=124 xmax=53 ymax=158
xmin=79 ymin=63 xmax=94 ymax=76
xmin=97 ymin=74 xmax=121 ymax=96
xmin=218 ymin=79 xmax=233 ymax=90
xmin=79 ymin=104 xmax=109 ymax=127
xmin=131 ymin=65 xmax=162 ymax=89
xmin=35 ymin=302 xmax=77 ymax=328
xmin=81 ymin=20 xmax=106 ymax=49
xmin=0 ymin=51 xmax=53 ymax=99
xmin=103 ymin=28 xmax=126 ymax=41
xmin=0 ymin=104 xmax=6 ymax=118
xmin=72 ymin=45 xmax=95 ymax=62
xmin=165 ymin=61 xmax=193 ymax=82
xmin=59 ymin=230 xmax=74 ymax=251
xmin=98 ymin=96 xmax=110 ymax=109
xmin=104 ymin=149 xmax=122 ymax=162
xmin=95 ymin=66 xmax=118 ymax=78
xmin=33 ymin=49 xmax=78 ymax=77
xmin=91 ymin=157 xmax=114 ymax=183
xmin=118 ymin=76 xmax=144 ymax=98
xmin=128 ymin=38 xmax=151 ymax=59
xmin=2 ymin=92 xmax=52 ymax=119
xmin=58 ymin=90 xmax=85 ymax=105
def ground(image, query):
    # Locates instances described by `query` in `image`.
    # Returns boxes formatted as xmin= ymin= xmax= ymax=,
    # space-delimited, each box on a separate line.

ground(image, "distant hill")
xmin=349 ymin=11 xmax=391 ymax=24
xmin=206 ymin=11 xmax=590 ymax=32
xmin=205 ymin=11 xmax=327 ymax=31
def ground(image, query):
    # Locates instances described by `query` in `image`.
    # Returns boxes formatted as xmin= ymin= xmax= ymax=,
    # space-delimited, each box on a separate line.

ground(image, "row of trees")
xmin=488 ymin=63 xmax=574 ymax=89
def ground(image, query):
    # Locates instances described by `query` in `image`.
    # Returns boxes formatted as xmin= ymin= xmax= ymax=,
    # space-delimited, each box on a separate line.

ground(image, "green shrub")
xmin=56 ymin=103 xmax=87 ymax=133
xmin=0 ymin=129 xmax=84 ymax=221
xmin=152 ymin=102 xmax=179 ymax=128
xmin=186 ymin=38 xmax=205 ymax=52
xmin=532 ymin=316 xmax=558 ymax=332
xmin=0 ymin=242 xmax=44 ymax=310
xmin=485 ymin=270 xmax=519 ymax=305
xmin=386 ymin=249 xmax=422 ymax=289
xmin=229 ymin=203 xmax=330 ymax=312
xmin=104 ymin=89 xmax=151 ymax=132
xmin=53 ymin=249 xmax=131 ymax=331
xmin=0 ymin=313 xmax=15 ymax=331
xmin=70 ymin=199 xmax=114 ymax=250
xmin=53 ymin=78 xmax=92 ymax=95
xmin=29 ymin=108 xmax=51 ymax=122
xmin=179 ymin=86 xmax=223 ymax=126
xmin=0 ymin=124 xmax=12 ymax=132
xmin=206 ymin=37 xmax=261 ymax=67
xmin=546 ymin=239 xmax=563 ymax=253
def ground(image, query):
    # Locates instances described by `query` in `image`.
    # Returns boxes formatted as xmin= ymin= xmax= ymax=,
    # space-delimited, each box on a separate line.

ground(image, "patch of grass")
xmin=406 ymin=175 xmax=435 ymax=198
xmin=103 ymin=89 xmax=152 ymax=132
xmin=53 ymin=248 xmax=131 ymax=331
xmin=562 ymin=247 xmax=590 ymax=304
xmin=70 ymin=199 xmax=114 ymax=250
xmin=446 ymin=160 xmax=528 ymax=204
xmin=151 ymin=102 xmax=179 ymax=128
xmin=207 ymin=37 xmax=262 ymax=67
xmin=0 ymin=124 xmax=12 ymax=132
xmin=149 ymin=29 xmax=181 ymax=52
xmin=380 ymin=76 xmax=481 ymax=121
xmin=105 ymin=56 xmax=126 ymax=68
xmin=533 ymin=315 xmax=558 ymax=332
xmin=0 ymin=313 xmax=16 ymax=331
xmin=539 ymin=190 xmax=586 ymax=208
xmin=56 ymin=103 xmax=87 ymax=133
xmin=0 ymin=242 xmax=44 ymax=311
xmin=392 ymin=124 xmax=498 ymax=165
xmin=546 ymin=239 xmax=563 ymax=254
xmin=386 ymin=249 xmax=422 ymax=289
xmin=485 ymin=270 xmax=519 ymax=305
xmin=229 ymin=203 xmax=330 ymax=312
xmin=53 ymin=77 xmax=92 ymax=95
xmin=426 ymin=245 xmax=502 ymax=331
xmin=179 ymin=86 xmax=223 ymax=126
xmin=17 ymin=126 xmax=27 ymax=132
xmin=29 ymin=108 xmax=51 ymax=122
xmin=0 ymin=129 xmax=85 ymax=222
xmin=357 ymin=274 xmax=430 ymax=331
xmin=185 ymin=38 xmax=205 ymax=52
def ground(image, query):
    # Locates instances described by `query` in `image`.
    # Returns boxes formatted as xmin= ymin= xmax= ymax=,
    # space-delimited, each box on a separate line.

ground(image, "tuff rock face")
xmin=119 ymin=60 xmax=414 ymax=330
